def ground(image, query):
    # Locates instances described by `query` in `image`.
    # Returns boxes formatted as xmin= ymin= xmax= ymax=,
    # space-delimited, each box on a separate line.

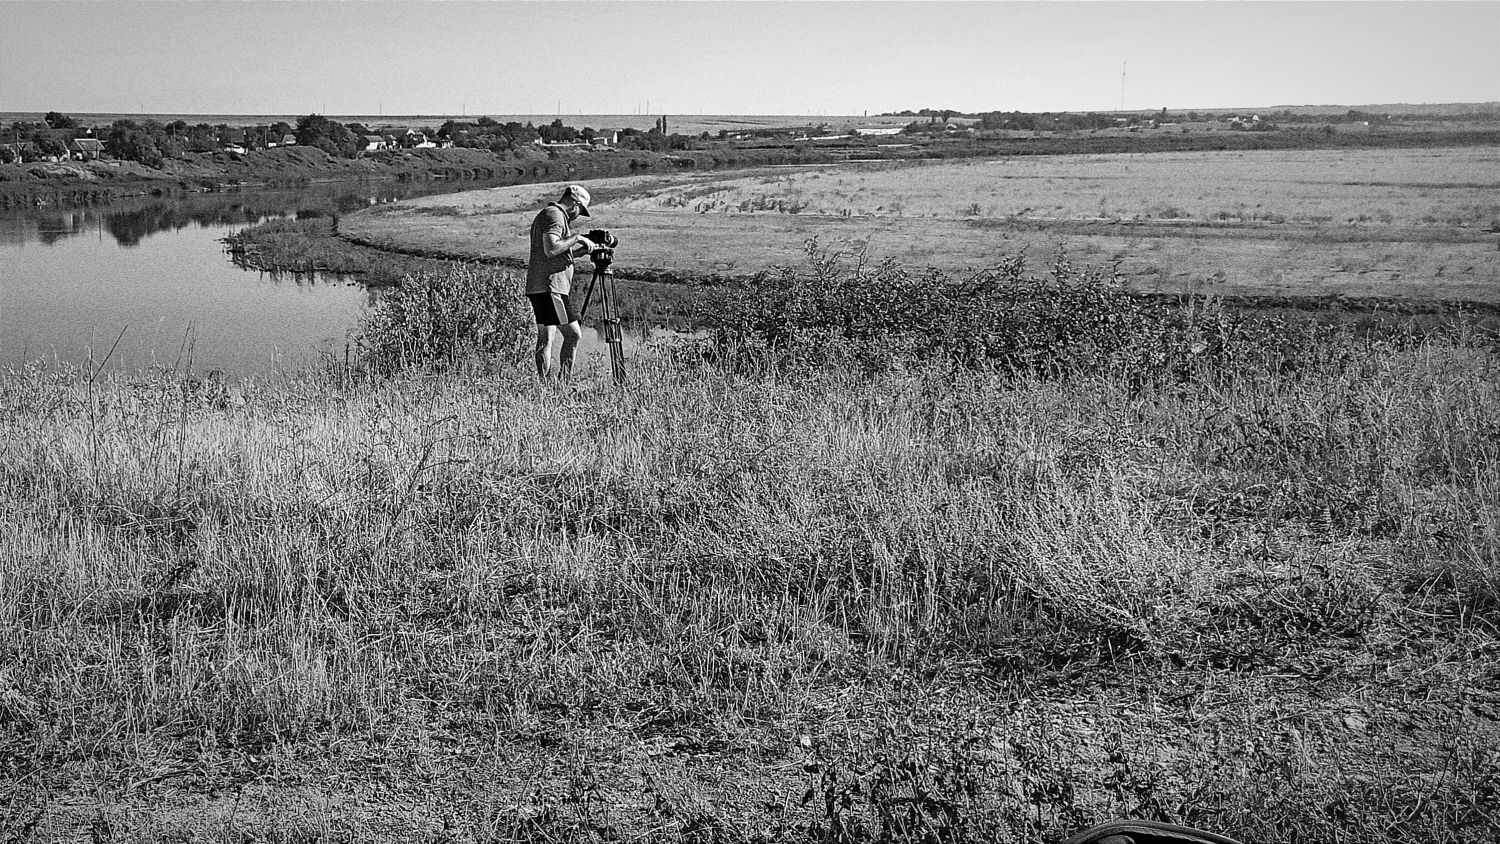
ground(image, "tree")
xmin=540 ymin=118 xmax=579 ymax=144
xmin=438 ymin=119 xmax=475 ymax=139
xmin=105 ymin=124 xmax=163 ymax=167
xmin=44 ymin=111 xmax=77 ymax=130
xmin=294 ymin=114 xmax=359 ymax=157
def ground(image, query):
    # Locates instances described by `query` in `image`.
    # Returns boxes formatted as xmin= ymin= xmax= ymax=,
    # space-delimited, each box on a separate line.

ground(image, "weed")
xmin=701 ymin=241 xmax=1238 ymax=385
xmin=353 ymin=264 xmax=529 ymax=373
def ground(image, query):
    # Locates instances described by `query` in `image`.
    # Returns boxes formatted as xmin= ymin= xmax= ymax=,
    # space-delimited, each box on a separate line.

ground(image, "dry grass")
xmin=340 ymin=147 xmax=1500 ymax=303
xmin=2 ymin=323 xmax=1498 ymax=840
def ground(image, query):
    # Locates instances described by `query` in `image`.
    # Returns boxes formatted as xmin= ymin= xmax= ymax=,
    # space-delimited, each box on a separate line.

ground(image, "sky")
xmin=1 ymin=1 xmax=1496 ymax=117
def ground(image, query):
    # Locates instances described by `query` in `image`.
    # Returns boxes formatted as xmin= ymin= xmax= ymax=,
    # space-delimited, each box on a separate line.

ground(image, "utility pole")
xmin=1119 ymin=62 xmax=1126 ymax=113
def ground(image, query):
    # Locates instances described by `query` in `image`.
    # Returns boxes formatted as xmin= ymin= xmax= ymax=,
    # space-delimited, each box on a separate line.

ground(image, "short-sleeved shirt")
xmin=526 ymin=203 xmax=574 ymax=295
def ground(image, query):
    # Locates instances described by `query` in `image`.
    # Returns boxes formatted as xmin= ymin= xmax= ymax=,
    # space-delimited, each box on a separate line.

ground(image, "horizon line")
xmin=5 ymin=100 xmax=1500 ymax=122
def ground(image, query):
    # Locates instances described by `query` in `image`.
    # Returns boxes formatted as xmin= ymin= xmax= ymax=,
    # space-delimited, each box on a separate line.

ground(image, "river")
xmin=1 ymin=179 xmax=691 ymax=377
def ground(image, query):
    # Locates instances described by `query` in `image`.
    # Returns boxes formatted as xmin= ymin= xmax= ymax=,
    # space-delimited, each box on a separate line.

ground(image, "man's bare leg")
xmin=558 ymin=322 xmax=583 ymax=382
xmin=534 ymin=325 xmax=556 ymax=379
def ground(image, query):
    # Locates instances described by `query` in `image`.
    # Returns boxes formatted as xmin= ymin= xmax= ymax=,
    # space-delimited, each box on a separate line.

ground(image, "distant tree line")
xmin=2 ymin=111 xmax=628 ymax=167
xmin=15 ymin=106 xmax=1487 ymax=170
xmin=436 ymin=116 xmax=699 ymax=154
xmin=3 ymin=110 xmax=711 ymax=168
xmin=1 ymin=111 xmax=298 ymax=166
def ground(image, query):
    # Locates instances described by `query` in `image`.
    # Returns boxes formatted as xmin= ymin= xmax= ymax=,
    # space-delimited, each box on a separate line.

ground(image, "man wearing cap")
xmin=526 ymin=184 xmax=598 ymax=381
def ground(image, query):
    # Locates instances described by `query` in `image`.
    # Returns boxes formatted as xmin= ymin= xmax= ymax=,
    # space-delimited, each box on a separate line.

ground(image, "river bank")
xmin=225 ymin=216 xmax=701 ymax=330
xmin=0 ymin=144 xmax=683 ymax=210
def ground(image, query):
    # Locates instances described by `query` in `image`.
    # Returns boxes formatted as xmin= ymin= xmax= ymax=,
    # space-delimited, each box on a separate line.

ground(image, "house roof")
xmin=71 ymin=138 xmax=105 ymax=151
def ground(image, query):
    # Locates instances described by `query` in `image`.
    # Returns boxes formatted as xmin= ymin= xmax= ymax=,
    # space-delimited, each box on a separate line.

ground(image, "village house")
xmin=401 ymin=129 xmax=435 ymax=149
xmin=280 ymin=134 xmax=297 ymax=147
xmin=533 ymin=137 xmax=590 ymax=149
xmin=363 ymin=135 xmax=390 ymax=152
xmin=590 ymin=129 xmax=623 ymax=146
xmin=69 ymin=138 xmax=106 ymax=160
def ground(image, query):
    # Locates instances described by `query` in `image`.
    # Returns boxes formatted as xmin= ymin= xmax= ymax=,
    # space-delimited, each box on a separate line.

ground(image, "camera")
xmin=585 ymin=228 xmax=618 ymax=266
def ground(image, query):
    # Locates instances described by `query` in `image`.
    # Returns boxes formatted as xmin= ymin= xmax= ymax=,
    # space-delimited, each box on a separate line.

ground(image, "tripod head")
xmin=585 ymin=229 xmax=617 ymax=270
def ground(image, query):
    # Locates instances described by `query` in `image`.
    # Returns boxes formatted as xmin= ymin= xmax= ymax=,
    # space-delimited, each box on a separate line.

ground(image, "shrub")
xmin=354 ymin=264 xmax=529 ymax=373
xmin=700 ymin=241 xmax=1237 ymax=383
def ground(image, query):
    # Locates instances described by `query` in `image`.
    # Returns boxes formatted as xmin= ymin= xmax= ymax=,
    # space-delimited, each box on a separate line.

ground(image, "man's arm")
xmin=540 ymin=210 xmax=595 ymax=258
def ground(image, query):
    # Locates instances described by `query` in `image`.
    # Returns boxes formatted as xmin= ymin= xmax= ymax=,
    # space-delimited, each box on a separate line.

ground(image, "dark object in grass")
xmin=1062 ymin=819 xmax=1245 ymax=844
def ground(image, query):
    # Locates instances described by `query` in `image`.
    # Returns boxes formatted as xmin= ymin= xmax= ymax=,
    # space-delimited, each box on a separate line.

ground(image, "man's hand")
xmin=574 ymin=236 xmax=597 ymax=255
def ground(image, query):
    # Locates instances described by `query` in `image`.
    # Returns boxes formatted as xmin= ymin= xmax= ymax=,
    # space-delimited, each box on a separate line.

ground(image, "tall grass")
xmin=700 ymin=240 xmax=1374 ymax=390
xmin=2 ymin=256 xmax=1497 ymax=841
xmin=352 ymin=263 xmax=531 ymax=373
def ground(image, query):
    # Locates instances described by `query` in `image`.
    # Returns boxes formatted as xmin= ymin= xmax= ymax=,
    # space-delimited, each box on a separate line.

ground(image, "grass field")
xmin=340 ymin=146 xmax=1500 ymax=304
xmin=4 ymin=245 xmax=1500 ymax=840
xmin=7 ymin=145 xmax=1500 ymax=840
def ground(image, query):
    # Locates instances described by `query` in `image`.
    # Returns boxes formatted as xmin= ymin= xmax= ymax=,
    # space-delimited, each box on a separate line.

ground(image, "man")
xmin=526 ymin=184 xmax=598 ymax=381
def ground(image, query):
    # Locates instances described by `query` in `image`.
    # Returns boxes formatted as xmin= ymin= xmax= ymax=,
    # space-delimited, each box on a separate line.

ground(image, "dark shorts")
xmin=527 ymin=291 xmax=578 ymax=326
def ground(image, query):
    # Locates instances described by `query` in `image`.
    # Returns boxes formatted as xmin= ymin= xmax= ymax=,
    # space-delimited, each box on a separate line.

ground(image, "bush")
xmin=700 ymin=241 xmax=1238 ymax=382
xmin=354 ymin=264 xmax=529 ymax=373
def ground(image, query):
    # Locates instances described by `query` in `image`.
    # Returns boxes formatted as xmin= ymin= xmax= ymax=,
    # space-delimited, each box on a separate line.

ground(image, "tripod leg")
xmin=578 ymin=270 xmax=601 ymax=321
xmin=601 ymin=272 xmax=626 ymax=384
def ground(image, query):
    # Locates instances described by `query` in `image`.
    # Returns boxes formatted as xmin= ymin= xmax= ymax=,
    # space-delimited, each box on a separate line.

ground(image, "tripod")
xmin=577 ymin=249 xmax=626 ymax=384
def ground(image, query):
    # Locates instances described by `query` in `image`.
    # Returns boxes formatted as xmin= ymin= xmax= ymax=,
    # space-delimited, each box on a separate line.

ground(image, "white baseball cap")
xmin=561 ymin=184 xmax=591 ymax=216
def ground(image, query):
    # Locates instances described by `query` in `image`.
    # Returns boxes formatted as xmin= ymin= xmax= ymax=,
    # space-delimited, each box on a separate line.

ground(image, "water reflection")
xmin=0 ymin=177 xmax=494 ymax=250
xmin=0 ymin=185 xmax=416 ymax=374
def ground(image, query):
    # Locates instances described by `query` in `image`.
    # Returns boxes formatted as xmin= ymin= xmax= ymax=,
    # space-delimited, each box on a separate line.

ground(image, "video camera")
xmin=585 ymin=229 xmax=618 ymax=266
